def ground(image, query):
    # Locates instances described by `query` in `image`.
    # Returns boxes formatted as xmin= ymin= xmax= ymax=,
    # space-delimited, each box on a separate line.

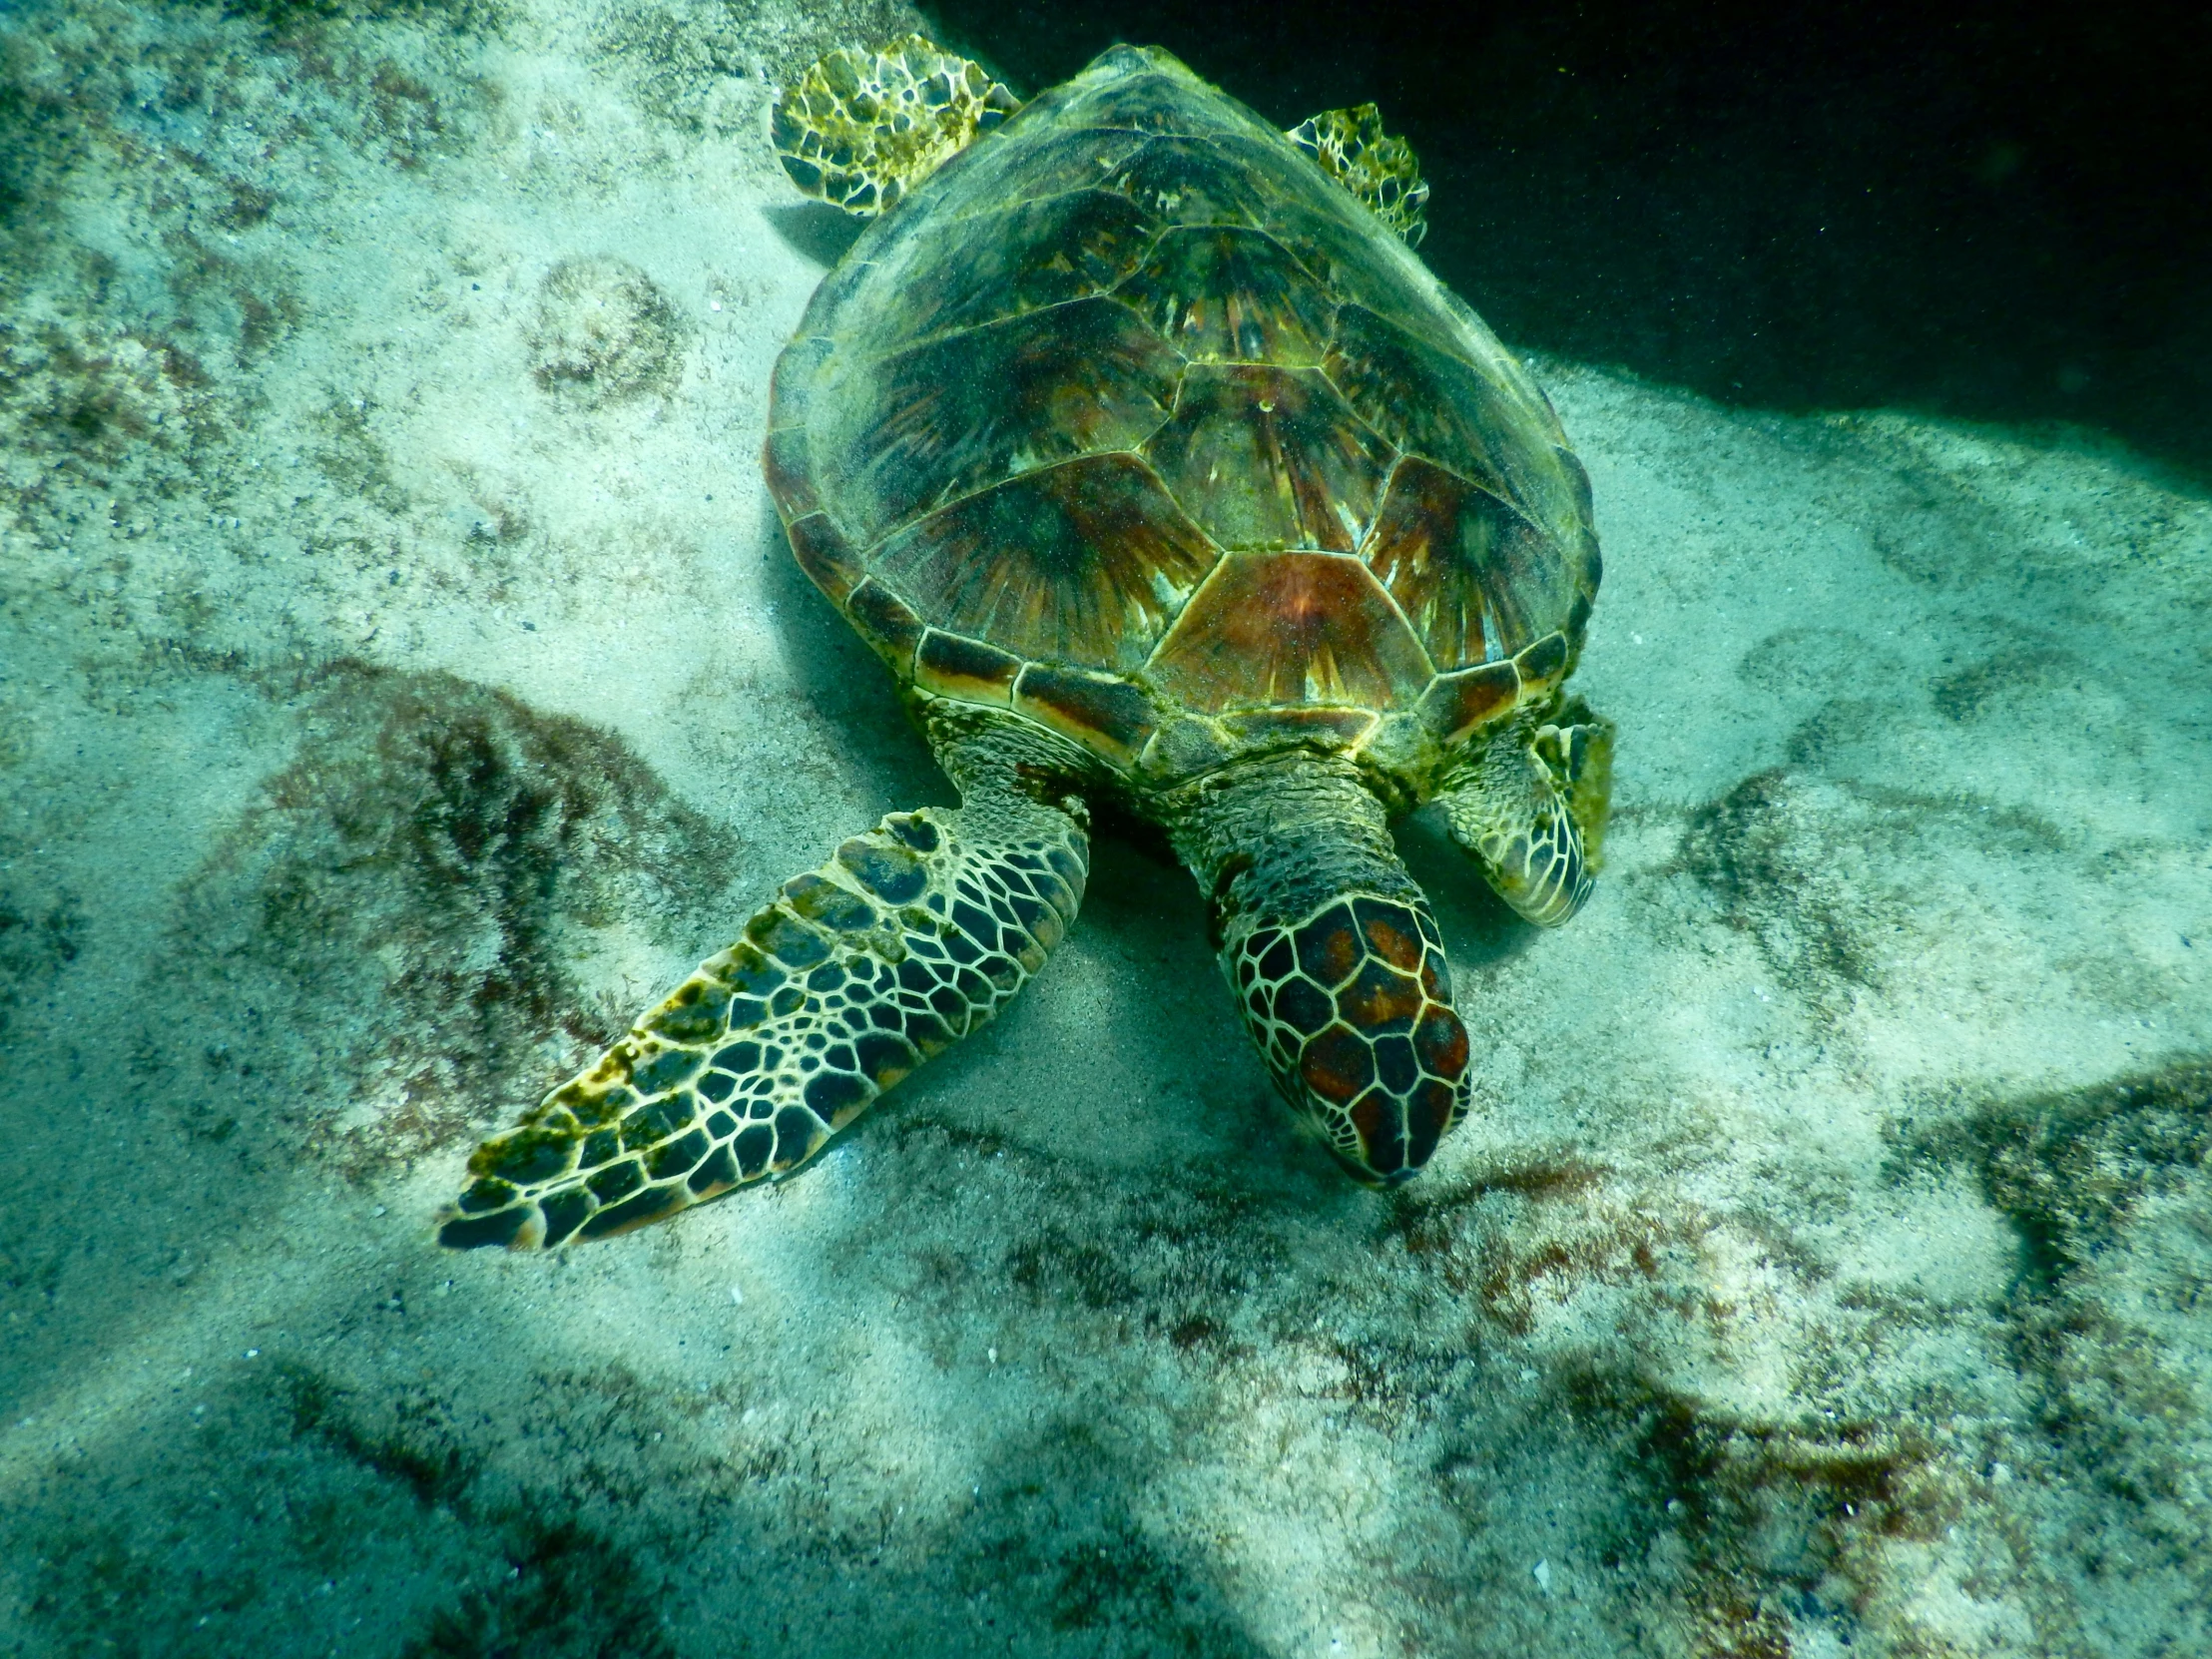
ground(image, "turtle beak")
xmin=1301 ymin=1003 xmax=1470 ymax=1185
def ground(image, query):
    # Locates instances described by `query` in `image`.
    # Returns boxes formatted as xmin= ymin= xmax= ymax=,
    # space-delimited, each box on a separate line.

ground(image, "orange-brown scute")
xmin=1147 ymin=552 xmax=1432 ymax=715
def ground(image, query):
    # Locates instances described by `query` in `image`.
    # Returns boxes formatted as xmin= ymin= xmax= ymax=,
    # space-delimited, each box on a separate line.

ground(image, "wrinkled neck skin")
xmin=918 ymin=699 xmax=1104 ymax=821
xmin=1165 ymin=751 xmax=1473 ymax=1186
xmin=1164 ymin=751 xmax=1418 ymax=945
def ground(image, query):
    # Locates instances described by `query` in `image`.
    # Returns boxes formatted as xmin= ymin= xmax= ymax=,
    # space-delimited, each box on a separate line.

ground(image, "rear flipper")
xmin=1437 ymin=704 xmax=1614 ymax=928
xmin=438 ymin=784 xmax=1087 ymax=1249
xmin=772 ymin=36 xmax=1019 ymax=217
xmin=1287 ymin=104 xmax=1429 ymax=245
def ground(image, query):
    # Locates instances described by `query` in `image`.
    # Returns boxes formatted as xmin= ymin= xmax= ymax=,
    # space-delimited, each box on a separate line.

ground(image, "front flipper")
xmin=438 ymin=785 xmax=1087 ymax=1248
xmin=1287 ymin=104 xmax=1429 ymax=245
xmin=1437 ymin=704 xmax=1614 ymax=928
xmin=772 ymin=36 xmax=1020 ymax=217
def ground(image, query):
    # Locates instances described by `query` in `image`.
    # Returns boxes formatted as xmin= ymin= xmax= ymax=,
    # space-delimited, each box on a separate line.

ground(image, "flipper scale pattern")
xmin=440 ymin=799 xmax=1087 ymax=1248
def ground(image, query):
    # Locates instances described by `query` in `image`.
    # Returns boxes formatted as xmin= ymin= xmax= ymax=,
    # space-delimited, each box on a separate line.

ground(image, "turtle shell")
xmin=765 ymin=44 xmax=1600 ymax=788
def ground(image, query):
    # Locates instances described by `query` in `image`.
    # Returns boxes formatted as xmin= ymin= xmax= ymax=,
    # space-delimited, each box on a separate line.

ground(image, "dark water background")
xmin=930 ymin=0 xmax=2211 ymax=481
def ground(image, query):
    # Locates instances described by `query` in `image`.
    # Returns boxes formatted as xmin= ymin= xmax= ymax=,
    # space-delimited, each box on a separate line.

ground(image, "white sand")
xmin=1 ymin=1 xmax=2206 ymax=1654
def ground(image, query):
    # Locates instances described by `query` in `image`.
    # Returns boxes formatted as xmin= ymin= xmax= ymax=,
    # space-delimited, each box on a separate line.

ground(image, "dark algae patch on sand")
xmin=1897 ymin=1060 xmax=2212 ymax=1295
xmin=398 ymin=1519 xmax=679 ymax=1659
xmin=163 ymin=660 xmax=742 ymax=1179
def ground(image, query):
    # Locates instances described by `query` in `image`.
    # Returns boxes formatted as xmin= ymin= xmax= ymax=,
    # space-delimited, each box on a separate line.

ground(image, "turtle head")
xmin=1179 ymin=753 xmax=1472 ymax=1184
xmin=1229 ymin=892 xmax=1471 ymax=1184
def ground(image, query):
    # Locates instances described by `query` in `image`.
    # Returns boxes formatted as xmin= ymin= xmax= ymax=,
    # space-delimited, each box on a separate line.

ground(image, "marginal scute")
xmin=914 ymin=629 xmax=1021 ymax=706
xmin=766 ymin=333 xmax=834 ymax=430
xmin=1566 ymin=587 xmax=1595 ymax=650
xmin=1556 ymin=444 xmax=1595 ymax=525
xmin=762 ymin=425 xmax=818 ymax=519
xmin=1014 ymin=663 xmax=1159 ymax=769
xmin=1419 ymin=660 xmax=1523 ymax=746
xmin=1218 ymin=707 xmax=1377 ymax=753
xmin=842 ymin=578 xmax=925 ymax=669
xmin=784 ymin=512 xmax=863 ymax=606
xmin=1513 ymin=630 xmax=1570 ymax=694
xmin=1147 ymin=550 xmax=1433 ymax=715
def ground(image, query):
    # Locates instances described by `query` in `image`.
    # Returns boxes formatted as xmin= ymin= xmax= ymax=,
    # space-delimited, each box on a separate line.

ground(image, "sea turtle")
xmin=438 ymin=39 xmax=1610 ymax=1250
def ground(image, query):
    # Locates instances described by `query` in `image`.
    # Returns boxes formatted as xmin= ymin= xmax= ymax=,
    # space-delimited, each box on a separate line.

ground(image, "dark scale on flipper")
xmin=456 ymin=1178 xmax=516 ymax=1215
xmin=437 ymin=1207 xmax=530 ymax=1251
xmin=589 ymin=1161 xmax=645 ymax=1203
xmin=539 ymin=1188 xmax=593 ymax=1247
xmin=735 ymin=1125 xmax=775 ymax=1178
xmin=689 ymin=1142 xmax=740 ymax=1196
xmin=578 ymin=1183 xmax=686 ymax=1241
xmin=440 ymin=789 xmax=1091 ymax=1248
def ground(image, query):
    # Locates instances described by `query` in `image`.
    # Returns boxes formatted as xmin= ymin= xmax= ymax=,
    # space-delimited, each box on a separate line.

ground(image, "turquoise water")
xmin=0 ymin=3 xmax=2205 ymax=1655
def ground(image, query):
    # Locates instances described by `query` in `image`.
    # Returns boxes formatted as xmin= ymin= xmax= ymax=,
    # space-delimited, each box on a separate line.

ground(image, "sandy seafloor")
xmin=1 ymin=0 xmax=2208 ymax=1654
